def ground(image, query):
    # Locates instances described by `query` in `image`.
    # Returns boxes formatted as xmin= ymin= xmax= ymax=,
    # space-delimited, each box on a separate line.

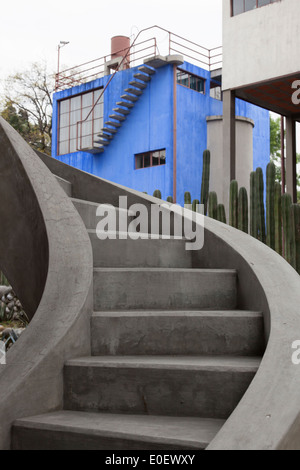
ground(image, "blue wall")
xmin=52 ymin=61 xmax=270 ymax=207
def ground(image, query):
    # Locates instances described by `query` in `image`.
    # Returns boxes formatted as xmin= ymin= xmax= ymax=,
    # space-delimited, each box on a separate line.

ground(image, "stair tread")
xmin=121 ymin=94 xmax=139 ymax=102
xmin=138 ymin=65 xmax=156 ymax=75
xmin=116 ymin=101 xmax=134 ymax=108
xmin=92 ymin=310 xmax=263 ymax=318
xmin=65 ymin=355 xmax=261 ymax=371
xmin=71 ymin=198 xmax=135 ymax=216
xmin=93 ymin=267 xmax=237 ymax=273
xmin=88 ymin=228 xmax=187 ymax=240
xmin=124 ymin=87 xmax=143 ymax=96
xmin=105 ymin=120 xmax=122 ymax=127
xmin=13 ymin=410 xmax=225 ymax=449
xmin=129 ymin=80 xmax=147 ymax=89
xmin=109 ymin=113 xmax=126 ymax=121
xmin=101 ymin=127 xmax=118 ymax=134
xmin=133 ymin=72 xmax=151 ymax=82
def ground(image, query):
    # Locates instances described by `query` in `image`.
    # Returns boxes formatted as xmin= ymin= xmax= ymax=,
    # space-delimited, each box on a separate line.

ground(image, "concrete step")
xmin=138 ymin=65 xmax=156 ymax=75
xmin=88 ymin=230 xmax=193 ymax=268
xmin=113 ymin=107 xmax=130 ymax=115
xmin=104 ymin=120 xmax=122 ymax=128
xmin=124 ymin=87 xmax=143 ymax=96
xmin=63 ymin=355 xmax=260 ymax=418
xmin=72 ymin=199 xmax=135 ymax=230
xmin=101 ymin=126 xmax=118 ymax=135
xmin=134 ymin=71 xmax=151 ymax=82
xmin=91 ymin=310 xmax=265 ymax=356
xmin=93 ymin=268 xmax=237 ymax=311
xmin=82 ymin=145 xmax=104 ymax=154
xmin=98 ymin=132 xmax=114 ymax=140
xmin=116 ymin=100 xmax=134 ymax=109
xmin=129 ymin=79 xmax=147 ymax=90
xmin=121 ymin=93 xmax=139 ymax=102
xmin=11 ymin=411 xmax=225 ymax=450
xmin=109 ymin=113 xmax=126 ymax=122
xmin=54 ymin=175 xmax=72 ymax=197
xmin=94 ymin=138 xmax=110 ymax=146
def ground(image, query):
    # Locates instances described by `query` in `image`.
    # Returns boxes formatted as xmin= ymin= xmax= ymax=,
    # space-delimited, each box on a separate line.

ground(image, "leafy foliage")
xmin=1 ymin=62 xmax=53 ymax=154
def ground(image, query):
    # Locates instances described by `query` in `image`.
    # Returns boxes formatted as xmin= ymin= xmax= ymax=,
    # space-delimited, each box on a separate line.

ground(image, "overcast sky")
xmin=0 ymin=0 xmax=222 ymax=84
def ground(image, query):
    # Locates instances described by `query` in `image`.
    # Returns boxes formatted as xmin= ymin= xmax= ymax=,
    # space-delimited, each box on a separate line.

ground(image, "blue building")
xmin=52 ymin=29 xmax=270 ymax=208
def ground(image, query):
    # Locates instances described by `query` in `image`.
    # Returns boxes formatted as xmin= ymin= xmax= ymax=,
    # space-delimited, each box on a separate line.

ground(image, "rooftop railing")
xmin=55 ymin=26 xmax=222 ymax=92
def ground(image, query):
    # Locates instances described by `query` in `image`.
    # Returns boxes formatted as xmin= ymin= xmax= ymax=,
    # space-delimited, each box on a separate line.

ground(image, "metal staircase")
xmin=92 ymin=64 xmax=156 ymax=154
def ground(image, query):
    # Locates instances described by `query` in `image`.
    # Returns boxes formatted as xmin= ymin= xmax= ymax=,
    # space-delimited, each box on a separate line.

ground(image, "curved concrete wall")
xmin=0 ymin=118 xmax=93 ymax=449
xmin=207 ymin=115 xmax=254 ymax=205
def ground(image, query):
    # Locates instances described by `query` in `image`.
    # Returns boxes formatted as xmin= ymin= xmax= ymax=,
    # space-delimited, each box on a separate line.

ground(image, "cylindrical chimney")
xmin=111 ymin=36 xmax=131 ymax=69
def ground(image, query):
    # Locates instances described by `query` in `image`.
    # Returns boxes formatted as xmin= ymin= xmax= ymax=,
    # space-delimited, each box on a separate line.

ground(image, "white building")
xmin=222 ymin=0 xmax=300 ymax=204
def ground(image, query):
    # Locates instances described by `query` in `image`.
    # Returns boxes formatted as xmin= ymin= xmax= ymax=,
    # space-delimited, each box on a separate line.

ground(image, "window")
xmin=177 ymin=69 xmax=205 ymax=94
xmin=232 ymin=0 xmax=280 ymax=16
xmin=58 ymin=88 xmax=104 ymax=155
xmin=210 ymin=79 xmax=222 ymax=101
xmin=135 ymin=149 xmax=166 ymax=169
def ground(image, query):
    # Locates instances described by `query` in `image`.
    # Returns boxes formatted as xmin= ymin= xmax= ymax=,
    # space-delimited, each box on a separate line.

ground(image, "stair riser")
xmin=91 ymin=313 xmax=264 ymax=356
xmin=11 ymin=427 xmax=196 ymax=450
xmin=93 ymin=270 xmax=237 ymax=311
xmin=64 ymin=365 xmax=256 ymax=419
xmin=55 ymin=177 xmax=72 ymax=197
xmin=75 ymin=199 xmax=200 ymax=238
xmin=90 ymin=233 xmax=193 ymax=268
xmin=72 ymin=200 xmax=135 ymax=231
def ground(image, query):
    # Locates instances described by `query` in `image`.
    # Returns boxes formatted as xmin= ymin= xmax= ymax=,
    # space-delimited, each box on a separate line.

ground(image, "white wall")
xmin=222 ymin=0 xmax=300 ymax=91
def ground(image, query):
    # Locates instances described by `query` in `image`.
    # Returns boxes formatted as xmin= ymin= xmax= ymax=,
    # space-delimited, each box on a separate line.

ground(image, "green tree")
xmin=270 ymin=116 xmax=283 ymax=184
xmin=1 ymin=62 xmax=53 ymax=154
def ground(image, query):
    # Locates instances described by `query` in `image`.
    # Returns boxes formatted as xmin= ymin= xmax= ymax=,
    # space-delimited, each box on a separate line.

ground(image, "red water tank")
xmin=111 ymin=36 xmax=131 ymax=69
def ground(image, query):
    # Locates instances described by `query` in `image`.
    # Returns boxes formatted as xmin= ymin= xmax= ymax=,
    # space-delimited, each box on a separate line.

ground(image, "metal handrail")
xmin=62 ymin=25 xmax=223 ymax=151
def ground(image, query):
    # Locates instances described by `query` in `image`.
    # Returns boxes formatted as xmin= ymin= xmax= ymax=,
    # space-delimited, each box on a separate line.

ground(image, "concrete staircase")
xmin=11 ymin=176 xmax=264 ymax=450
xmin=91 ymin=64 xmax=156 ymax=154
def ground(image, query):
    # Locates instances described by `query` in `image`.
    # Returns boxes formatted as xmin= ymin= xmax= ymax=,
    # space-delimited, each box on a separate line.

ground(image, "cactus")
xmin=266 ymin=162 xmax=276 ymax=250
xmin=217 ymin=204 xmax=227 ymax=224
xmin=238 ymin=187 xmax=248 ymax=233
xmin=192 ymin=199 xmax=200 ymax=213
xmin=255 ymin=168 xmax=266 ymax=243
xmin=274 ymin=182 xmax=282 ymax=255
xmin=291 ymin=204 xmax=300 ymax=274
xmin=184 ymin=192 xmax=191 ymax=206
xmin=250 ymin=171 xmax=256 ymax=238
xmin=167 ymin=196 xmax=173 ymax=203
xmin=200 ymin=150 xmax=210 ymax=215
xmin=153 ymin=189 xmax=161 ymax=199
xmin=282 ymin=193 xmax=292 ymax=264
xmin=229 ymin=180 xmax=238 ymax=228
xmin=208 ymin=191 xmax=218 ymax=219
